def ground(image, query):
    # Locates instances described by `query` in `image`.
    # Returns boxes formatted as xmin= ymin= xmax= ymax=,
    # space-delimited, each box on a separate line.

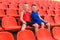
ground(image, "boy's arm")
xmin=38 ymin=12 xmax=47 ymax=22
xmin=20 ymin=11 xmax=26 ymax=24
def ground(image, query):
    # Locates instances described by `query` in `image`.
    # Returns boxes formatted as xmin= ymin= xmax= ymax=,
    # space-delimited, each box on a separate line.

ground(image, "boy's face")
xmin=23 ymin=4 xmax=28 ymax=10
xmin=32 ymin=6 xmax=37 ymax=11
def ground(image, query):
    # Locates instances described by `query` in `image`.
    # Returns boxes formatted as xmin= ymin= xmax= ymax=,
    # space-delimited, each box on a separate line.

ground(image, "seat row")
xmin=0 ymin=27 xmax=60 ymax=40
xmin=0 ymin=8 xmax=60 ymax=18
xmin=0 ymin=15 xmax=60 ymax=31
xmin=0 ymin=0 xmax=60 ymax=10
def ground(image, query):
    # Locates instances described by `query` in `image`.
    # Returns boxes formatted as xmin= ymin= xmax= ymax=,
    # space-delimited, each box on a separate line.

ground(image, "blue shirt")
xmin=31 ymin=11 xmax=43 ymax=24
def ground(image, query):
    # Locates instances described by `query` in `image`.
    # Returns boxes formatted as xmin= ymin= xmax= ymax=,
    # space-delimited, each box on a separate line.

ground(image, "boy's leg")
xmin=21 ymin=23 xmax=26 ymax=31
xmin=41 ymin=22 xmax=45 ymax=28
xmin=46 ymin=23 xmax=50 ymax=32
xmin=33 ymin=23 xmax=39 ymax=34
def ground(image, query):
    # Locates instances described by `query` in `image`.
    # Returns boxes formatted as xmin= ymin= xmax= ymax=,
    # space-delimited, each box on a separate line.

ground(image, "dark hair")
xmin=32 ymin=4 xmax=36 ymax=7
xmin=24 ymin=2 xmax=28 ymax=4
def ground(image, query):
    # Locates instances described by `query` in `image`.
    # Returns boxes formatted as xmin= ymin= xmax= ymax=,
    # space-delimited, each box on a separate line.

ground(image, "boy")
xmin=20 ymin=3 xmax=32 ymax=31
xmin=31 ymin=4 xmax=50 ymax=33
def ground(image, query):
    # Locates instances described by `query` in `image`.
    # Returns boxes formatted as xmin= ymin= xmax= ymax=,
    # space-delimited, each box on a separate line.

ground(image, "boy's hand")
xmin=23 ymin=21 xmax=26 ymax=24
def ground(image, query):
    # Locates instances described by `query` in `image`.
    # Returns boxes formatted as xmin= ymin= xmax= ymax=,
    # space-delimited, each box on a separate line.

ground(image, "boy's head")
xmin=31 ymin=4 xmax=37 ymax=12
xmin=23 ymin=3 xmax=29 ymax=11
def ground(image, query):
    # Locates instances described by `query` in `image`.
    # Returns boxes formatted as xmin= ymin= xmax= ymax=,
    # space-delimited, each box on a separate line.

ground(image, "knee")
xmin=41 ymin=22 xmax=44 ymax=26
xmin=35 ymin=23 xmax=38 ymax=26
xmin=22 ymin=24 xmax=26 ymax=26
xmin=33 ymin=23 xmax=38 ymax=28
xmin=46 ymin=23 xmax=50 ymax=26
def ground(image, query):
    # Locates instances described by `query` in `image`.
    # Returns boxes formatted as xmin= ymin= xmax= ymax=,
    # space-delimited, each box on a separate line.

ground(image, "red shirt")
xmin=23 ymin=12 xmax=31 ymax=22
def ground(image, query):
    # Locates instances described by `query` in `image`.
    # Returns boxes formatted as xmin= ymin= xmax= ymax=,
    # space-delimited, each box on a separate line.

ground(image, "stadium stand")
xmin=0 ymin=0 xmax=60 ymax=40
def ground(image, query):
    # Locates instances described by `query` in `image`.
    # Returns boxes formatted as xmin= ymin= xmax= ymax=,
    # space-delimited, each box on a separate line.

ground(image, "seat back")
xmin=44 ymin=16 xmax=54 ymax=24
xmin=36 ymin=28 xmax=54 ymax=40
xmin=52 ymin=27 xmax=60 ymax=40
xmin=2 ymin=16 xmax=17 ymax=27
xmin=6 ymin=9 xmax=18 ymax=16
xmin=0 ymin=9 xmax=4 ymax=15
xmin=17 ymin=30 xmax=36 ymax=40
xmin=54 ymin=15 xmax=60 ymax=24
xmin=0 ymin=32 xmax=14 ymax=40
xmin=47 ymin=9 xmax=55 ymax=16
xmin=55 ymin=10 xmax=60 ymax=16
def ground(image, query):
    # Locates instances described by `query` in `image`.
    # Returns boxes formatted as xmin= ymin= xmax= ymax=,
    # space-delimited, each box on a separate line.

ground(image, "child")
xmin=20 ymin=3 xmax=32 ymax=31
xmin=31 ymin=4 xmax=50 ymax=33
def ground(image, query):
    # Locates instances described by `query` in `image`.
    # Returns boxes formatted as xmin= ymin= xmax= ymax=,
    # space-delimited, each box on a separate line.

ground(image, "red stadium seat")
xmin=48 ymin=1 xmax=56 ymax=10
xmin=44 ymin=16 xmax=56 ymax=27
xmin=36 ymin=28 xmax=54 ymax=40
xmin=47 ymin=9 xmax=55 ymax=16
xmin=2 ymin=16 xmax=21 ymax=30
xmin=0 ymin=27 xmax=3 ymax=31
xmin=19 ymin=0 xmax=26 ymax=4
xmin=9 ymin=3 xmax=18 ymax=10
xmin=0 ymin=32 xmax=14 ymax=40
xmin=0 ymin=4 xmax=4 ymax=9
xmin=0 ymin=0 xmax=2 ymax=2
xmin=6 ymin=9 xmax=19 ymax=17
xmin=55 ymin=10 xmax=60 ymax=16
xmin=2 ymin=0 xmax=10 ymax=5
xmin=55 ymin=2 xmax=60 ymax=10
xmin=54 ymin=15 xmax=60 ymax=26
xmin=17 ymin=30 xmax=36 ymax=40
xmin=39 ymin=9 xmax=47 ymax=16
xmin=0 ymin=4 xmax=8 ymax=10
xmin=52 ymin=27 xmax=60 ymax=40
xmin=0 ymin=9 xmax=6 ymax=17
xmin=11 ymin=0 xmax=20 ymax=4
xmin=48 ymin=6 xmax=55 ymax=11
xmin=38 ymin=1 xmax=48 ymax=11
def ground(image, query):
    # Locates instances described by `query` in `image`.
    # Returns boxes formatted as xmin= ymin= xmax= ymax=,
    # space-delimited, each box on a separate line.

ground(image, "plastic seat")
xmin=39 ymin=9 xmax=47 ymax=16
xmin=25 ymin=0 xmax=34 ymax=4
xmin=0 ymin=32 xmax=14 ymax=40
xmin=55 ymin=2 xmax=60 ymax=10
xmin=0 ymin=0 xmax=2 ymax=2
xmin=38 ymin=1 xmax=48 ymax=11
xmin=11 ymin=0 xmax=20 ymax=4
xmin=17 ymin=30 xmax=36 ymax=40
xmin=2 ymin=0 xmax=10 ymax=5
xmin=0 ymin=4 xmax=8 ymax=10
xmin=19 ymin=0 xmax=26 ymax=4
xmin=44 ymin=16 xmax=56 ymax=27
xmin=6 ymin=9 xmax=19 ymax=17
xmin=0 ymin=9 xmax=6 ymax=17
xmin=36 ymin=28 xmax=54 ymax=40
xmin=2 ymin=16 xmax=21 ymax=30
xmin=48 ymin=1 xmax=56 ymax=8
xmin=55 ymin=10 xmax=60 ymax=16
xmin=0 ymin=27 xmax=3 ymax=31
xmin=9 ymin=3 xmax=18 ymax=10
xmin=47 ymin=9 xmax=55 ymax=16
xmin=54 ymin=15 xmax=60 ymax=26
xmin=52 ymin=27 xmax=60 ymax=40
